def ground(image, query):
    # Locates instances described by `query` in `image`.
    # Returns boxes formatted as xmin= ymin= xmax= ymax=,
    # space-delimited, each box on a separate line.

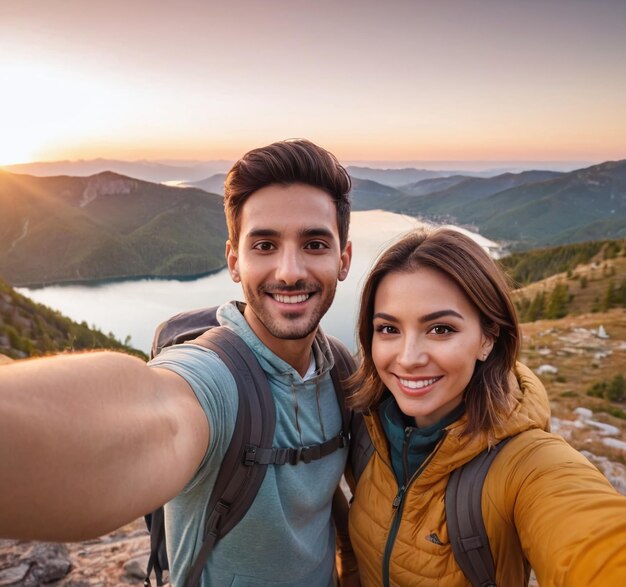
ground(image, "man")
xmin=0 ymin=139 xmax=354 ymax=586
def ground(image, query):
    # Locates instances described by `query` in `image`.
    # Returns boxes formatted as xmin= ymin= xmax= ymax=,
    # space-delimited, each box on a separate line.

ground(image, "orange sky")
xmin=1 ymin=0 xmax=625 ymax=166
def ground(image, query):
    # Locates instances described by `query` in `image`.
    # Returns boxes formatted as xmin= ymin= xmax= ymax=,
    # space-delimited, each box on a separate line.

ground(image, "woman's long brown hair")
xmin=348 ymin=228 xmax=520 ymax=437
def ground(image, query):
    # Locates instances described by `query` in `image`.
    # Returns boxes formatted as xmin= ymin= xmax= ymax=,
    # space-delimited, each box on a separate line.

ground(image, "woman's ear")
xmin=479 ymin=336 xmax=495 ymax=361
xmin=479 ymin=324 xmax=498 ymax=361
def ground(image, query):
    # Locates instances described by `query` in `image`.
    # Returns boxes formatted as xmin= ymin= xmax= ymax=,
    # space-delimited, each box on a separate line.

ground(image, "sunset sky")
xmin=1 ymin=0 xmax=625 ymax=166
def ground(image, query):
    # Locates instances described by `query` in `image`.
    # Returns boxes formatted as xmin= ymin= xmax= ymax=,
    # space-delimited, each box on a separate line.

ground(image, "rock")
xmin=124 ymin=554 xmax=150 ymax=580
xmin=0 ymin=543 xmax=71 ymax=587
xmin=536 ymin=364 xmax=558 ymax=375
xmin=0 ymin=563 xmax=30 ymax=586
xmin=28 ymin=543 xmax=72 ymax=585
xmin=602 ymin=437 xmax=626 ymax=452
xmin=597 ymin=325 xmax=609 ymax=339
xmin=574 ymin=407 xmax=621 ymax=436
xmin=574 ymin=407 xmax=593 ymax=420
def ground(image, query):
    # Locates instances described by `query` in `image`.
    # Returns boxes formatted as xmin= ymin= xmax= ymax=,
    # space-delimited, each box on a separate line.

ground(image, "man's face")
xmin=226 ymin=183 xmax=351 ymax=350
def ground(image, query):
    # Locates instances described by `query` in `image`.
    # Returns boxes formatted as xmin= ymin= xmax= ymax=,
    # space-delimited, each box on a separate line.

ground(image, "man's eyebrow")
xmin=299 ymin=227 xmax=335 ymax=239
xmin=245 ymin=227 xmax=335 ymax=239
xmin=372 ymin=309 xmax=464 ymax=322
xmin=246 ymin=228 xmax=281 ymax=239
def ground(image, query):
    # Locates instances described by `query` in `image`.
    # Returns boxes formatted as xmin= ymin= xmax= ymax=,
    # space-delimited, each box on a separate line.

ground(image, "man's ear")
xmin=225 ymin=240 xmax=240 ymax=283
xmin=338 ymin=241 xmax=352 ymax=282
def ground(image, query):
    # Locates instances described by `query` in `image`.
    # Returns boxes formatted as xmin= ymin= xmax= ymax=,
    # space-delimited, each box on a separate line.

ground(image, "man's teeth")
xmin=399 ymin=376 xmax=440 ymax=390
xmin=273 ymin=293 xmax=310 ymax=304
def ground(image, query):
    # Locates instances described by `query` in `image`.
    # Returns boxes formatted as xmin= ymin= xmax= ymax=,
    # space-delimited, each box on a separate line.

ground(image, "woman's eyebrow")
xmin=373 ymin=312 xmax=397 ymax=322
xmin=373 ymin=309 xmax=464 ymax=322
xmin=419 ymin=309 xmax=463 ymax=322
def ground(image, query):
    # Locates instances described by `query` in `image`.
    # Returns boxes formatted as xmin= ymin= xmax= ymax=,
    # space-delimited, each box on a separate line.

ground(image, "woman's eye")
xmin=431 ymin=325 xmax=453 ymax=335
xmin=375 ymin=324 xmax=398 ymax=335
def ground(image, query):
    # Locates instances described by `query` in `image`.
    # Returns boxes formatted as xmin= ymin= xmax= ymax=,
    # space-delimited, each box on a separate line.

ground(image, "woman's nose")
xmin=396 ymin=338 xmax=428 ymax=369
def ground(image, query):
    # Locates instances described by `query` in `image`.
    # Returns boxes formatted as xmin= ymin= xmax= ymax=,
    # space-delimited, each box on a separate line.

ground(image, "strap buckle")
xmin=293 ymin=446 xmax=313 ymax=465
xmin=243 ymin=444 xmax=258 ymax=466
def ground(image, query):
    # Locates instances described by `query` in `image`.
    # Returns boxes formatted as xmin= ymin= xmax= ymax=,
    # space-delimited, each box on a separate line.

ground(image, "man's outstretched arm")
xmin=0 ymin=351 xmax=209 ymax=541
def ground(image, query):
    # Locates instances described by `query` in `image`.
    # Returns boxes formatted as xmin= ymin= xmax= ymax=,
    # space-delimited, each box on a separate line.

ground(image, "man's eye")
xmin=253 ymin=242 xmax=275 ymax=251
xmin=305 ymin=241 xmax=328 ymax=250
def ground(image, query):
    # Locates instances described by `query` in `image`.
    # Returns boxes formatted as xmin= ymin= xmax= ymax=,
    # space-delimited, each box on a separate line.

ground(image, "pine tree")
xmin=546 ymin=283 xmax=569 ymax=319
xmin=602 ymin=281 xmax=616 ymax=311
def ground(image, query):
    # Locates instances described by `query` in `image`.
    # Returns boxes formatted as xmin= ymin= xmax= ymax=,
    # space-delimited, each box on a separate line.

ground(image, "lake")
xmin=18 ymin=211 xmax=499 ymax=353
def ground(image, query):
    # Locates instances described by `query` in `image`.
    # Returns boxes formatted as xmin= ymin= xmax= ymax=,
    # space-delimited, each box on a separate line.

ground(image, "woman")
xmin=346 ymin=229 xmax=626 ymax=587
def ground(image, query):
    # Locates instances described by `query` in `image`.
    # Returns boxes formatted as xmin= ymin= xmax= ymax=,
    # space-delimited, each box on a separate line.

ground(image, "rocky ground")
xmin=0 ymin=519 xmax=151 ymax=586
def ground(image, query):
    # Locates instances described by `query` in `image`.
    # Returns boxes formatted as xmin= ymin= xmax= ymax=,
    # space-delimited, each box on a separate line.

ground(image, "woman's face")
xmin=371 ymin=266 xmax=494 ymax=427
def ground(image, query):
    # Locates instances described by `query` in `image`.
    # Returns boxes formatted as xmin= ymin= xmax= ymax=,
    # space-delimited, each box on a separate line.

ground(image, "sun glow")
xmin=0 ymin=58 xmax=140 ymax=166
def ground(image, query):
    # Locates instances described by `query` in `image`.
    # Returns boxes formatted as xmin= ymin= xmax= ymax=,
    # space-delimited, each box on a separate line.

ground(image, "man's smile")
xmin=270 ymin=293 xmax=312 ymax=304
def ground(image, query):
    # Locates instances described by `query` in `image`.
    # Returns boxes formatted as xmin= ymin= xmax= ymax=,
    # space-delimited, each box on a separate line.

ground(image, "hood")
xmin=216 ymin=301 xmax=336 ymax=381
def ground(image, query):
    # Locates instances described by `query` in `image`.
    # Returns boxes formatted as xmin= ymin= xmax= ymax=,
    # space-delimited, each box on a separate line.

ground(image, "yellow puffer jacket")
xmin=349 ymin=363 xmax=626 ymax=586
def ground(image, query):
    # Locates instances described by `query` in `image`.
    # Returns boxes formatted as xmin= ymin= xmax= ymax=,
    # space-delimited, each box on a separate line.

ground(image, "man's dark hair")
xmin=224 ymin=139 xmax=352 ymax=249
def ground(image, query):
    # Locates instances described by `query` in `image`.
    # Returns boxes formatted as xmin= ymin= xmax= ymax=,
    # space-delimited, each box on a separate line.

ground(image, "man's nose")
xmin=275 ymin=247 xmax=308 ymax=284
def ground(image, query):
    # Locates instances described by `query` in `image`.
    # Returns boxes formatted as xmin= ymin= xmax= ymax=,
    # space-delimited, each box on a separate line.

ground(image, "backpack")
xmin=145 ymin=305 xmax=518 ymax=587
xmin=347 ymin=420 xmax=517 ymax=587
xmin=144 ymin=306 xmax=356 ymax=587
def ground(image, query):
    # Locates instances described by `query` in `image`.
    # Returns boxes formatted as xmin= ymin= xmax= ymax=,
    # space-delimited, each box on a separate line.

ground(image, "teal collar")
xmin=379 ymin=398 xmax=465 ymax=484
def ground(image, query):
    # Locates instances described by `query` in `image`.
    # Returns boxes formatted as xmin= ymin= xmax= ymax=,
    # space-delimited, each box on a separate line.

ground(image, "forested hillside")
xmin=0 ymin=276 xmax=145 ymax=360
xmin=500 ymin=238 xmax=626 ymax=285
xmin=503 ymin=239 xmax=626 ymax=322
xmin=0 ymin=170 xmax=228 ymax=286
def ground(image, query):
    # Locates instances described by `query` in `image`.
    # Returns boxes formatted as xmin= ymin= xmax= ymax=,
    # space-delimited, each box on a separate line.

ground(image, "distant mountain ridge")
xmin=189 ymin=173 xmax=227 ymax=195
xmin=2 ymin=158 xmax=624 ymax=286
xmin=350 ymin=160 xmax=626 ymax=250
xmin=3 ymin=159 xmax=232 ymax=184
xmin=467 ymin=160 xmax=626 ymax=247
xmin=0 ymin=170 xmax=228 ymax=285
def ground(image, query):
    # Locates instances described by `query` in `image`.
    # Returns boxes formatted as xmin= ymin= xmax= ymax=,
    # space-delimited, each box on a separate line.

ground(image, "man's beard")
xmin=243 ymin=280 xmax=337 ymax=340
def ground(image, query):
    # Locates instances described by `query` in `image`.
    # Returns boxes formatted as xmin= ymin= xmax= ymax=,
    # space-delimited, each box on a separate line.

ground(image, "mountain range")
xmin=355 ymin=161 xmax=626 ymax=249
xmin=3 ymin=159 xmax=232 ymax=184
xmin=0 ymin=171 xmax=227 ymax=285
xmin=0 ymin=159 xmax=624 ymax=285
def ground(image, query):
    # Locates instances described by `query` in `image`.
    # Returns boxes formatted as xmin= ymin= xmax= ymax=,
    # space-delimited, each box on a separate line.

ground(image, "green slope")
xmin=0 ymin=275 xmax=146 ymax=360
xmin=0 ymin=170 xmax=228 ymax=285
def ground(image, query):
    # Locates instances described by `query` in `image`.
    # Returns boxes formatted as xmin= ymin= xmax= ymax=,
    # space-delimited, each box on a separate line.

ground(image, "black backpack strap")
xmin=326 ymin=335 xmax=375 ymax=494
xmin=345 ymin=411 xmax=374 ymax=492
xmin=181 ymin=326 xmax=276 ymax=587
xmin=326 ymin=335 xmax=355 ymax=436
xmin=445 ymin=436 xmax=513 ymax=587
xmin=249 ymin=432 xmax=348 ymax=465
xmin=144 ymin=507 xmax=167 ymax=587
